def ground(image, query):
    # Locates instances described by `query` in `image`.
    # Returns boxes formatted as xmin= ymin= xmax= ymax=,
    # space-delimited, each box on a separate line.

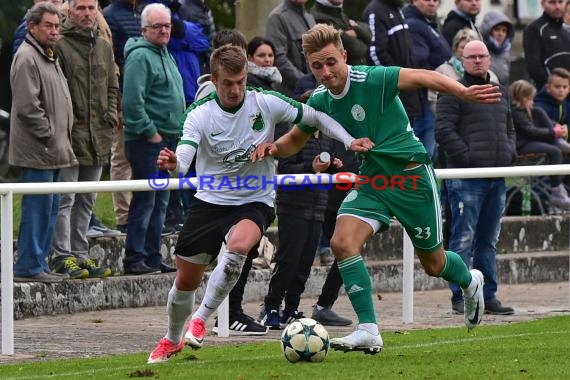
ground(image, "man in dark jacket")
xmin=523 ymin=0 xmax=570 ymax=90
xmin=404 ymin=0 xmax=451 ymax=160
xmin=435 ymin=40 xmax=515 ymax=316
xmin=362 ymin=0 xmax=423 ymax=119
xmin=441 ymin=0 xmax=482 ymax=46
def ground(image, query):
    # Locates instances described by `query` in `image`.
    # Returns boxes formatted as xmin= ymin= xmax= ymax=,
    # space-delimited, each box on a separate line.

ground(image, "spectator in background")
xmin=12 ymin=0 xmax=63 ymax=56
xmin=178 ymin=0 xmax=215 ymax=74
xmin=480 ymin=11 xmax=513 ymax=86
xmin=509 ymin=79 xmax=570 ymax=208
xmin=311 ymin=0 xmax=371 ymax=66
xmin=103 ymin=0 xmax=148 ymax=235
xmin=246 ymin=36 xmax=282 ymax=90
xmin=523 ymin=0 xmax=570 ymax=91
xmin=50 ymin=0 xmax=118 ymax=279
xmin=404 ymin=0 xmax=451 ymax=160
xmin=362 ymin=0 xmax=423 ymax=120
xmin=436 ymin=40 xmax=515 ymax=316
xmin=261 ymin=130 xmax=343 ymax=330
xmin=11 ymin=2 xmax=77 ymax=283
xmin=265 ymin=0 xmax=315 ymax=97
xmin=534 ymin=67 xmax=570 ymax=152
xmin=121 ymin=3 xmax=185 ymax=275
xmin=441 ymin=0 xmax=482 ymax=46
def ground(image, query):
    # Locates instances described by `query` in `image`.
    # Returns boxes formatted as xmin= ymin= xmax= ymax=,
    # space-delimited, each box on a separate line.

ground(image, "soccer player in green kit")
xmin=251 ymin=24 xmax=502 ymax=354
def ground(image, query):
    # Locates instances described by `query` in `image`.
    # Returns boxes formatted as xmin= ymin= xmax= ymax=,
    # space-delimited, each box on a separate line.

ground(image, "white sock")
xmin=358 ymin=323 xmax=379 ymax=335
xmin=193 ymin=251 xmax=246 ymax=322
xmin=165 ymin=284 xmax=195 ymax=343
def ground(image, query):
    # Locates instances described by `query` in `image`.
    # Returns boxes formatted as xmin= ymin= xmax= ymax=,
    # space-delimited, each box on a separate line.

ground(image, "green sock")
xmin=337 ymin=256 xmax=376 ymax=324
xmin=439 ymin=250 xmax=472 ymax=288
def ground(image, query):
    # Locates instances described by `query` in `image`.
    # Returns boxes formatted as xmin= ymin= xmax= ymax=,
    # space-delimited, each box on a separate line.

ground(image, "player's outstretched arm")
xmin=397 ymin=68 xmax=501 ymax=104
xmin=251 ymin=127 xmax=311 ymax=162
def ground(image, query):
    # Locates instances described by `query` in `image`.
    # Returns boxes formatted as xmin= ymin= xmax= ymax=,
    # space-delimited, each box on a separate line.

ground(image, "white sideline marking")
xmin=4 ymin=329 xmax=569 ymax=380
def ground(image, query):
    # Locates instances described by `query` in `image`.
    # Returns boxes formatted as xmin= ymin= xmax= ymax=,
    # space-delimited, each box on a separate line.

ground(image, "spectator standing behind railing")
xmin=403 ymin=0 xmax=451 ymax=161
xmin=12 ymin=0 xmax=63 ymax=56
xmin=265 ymin=0 xmax=315 ymax=98
xmin=11 ymin=2 xmax=77 ymax=283
xmin=435 ymin=40 xmax=515 ymax=316
xmin=509 ymin=79 xmax=570 ymax=208
xmin=441 ymin=0 xmax=482 ymax=46
xmin=480 ymin=11 xmax=513 ymax=86
xmin=533 ymin=67 xmax=570 ymax=153
xmin=49 ymin=0 xmax=118 ymax=279
xmin=121 ymin=3 xmax=185 ymax=275
xmin=523 ymin=0 xmax=570 ymax=91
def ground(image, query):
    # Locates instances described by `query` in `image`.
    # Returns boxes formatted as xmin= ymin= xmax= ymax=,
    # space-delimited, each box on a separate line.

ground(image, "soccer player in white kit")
xmin=147 ymin=45 xmax=373 ymax=363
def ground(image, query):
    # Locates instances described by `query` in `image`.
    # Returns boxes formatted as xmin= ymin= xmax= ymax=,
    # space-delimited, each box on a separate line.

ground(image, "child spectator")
xmin=509 ymin=79 xmax=570 ymax=208
xmin=534 ymin=67 xmax=570 ymax=153
xmin=480 ymin=11 xmax=513 ymax=85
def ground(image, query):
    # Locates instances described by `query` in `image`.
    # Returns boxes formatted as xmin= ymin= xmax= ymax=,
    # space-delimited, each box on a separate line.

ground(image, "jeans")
xmin=14 ymin=168 xmax=60 ymax=276
xmin=124 ymin=137 xmax=175 ymax=268
xmin=411 ymin=100 xmax=437 ymax=160
xmin=446 ymin=178 xmax=506 ymax=304
xmin=51 ymin=165 xmax=102 ymax=265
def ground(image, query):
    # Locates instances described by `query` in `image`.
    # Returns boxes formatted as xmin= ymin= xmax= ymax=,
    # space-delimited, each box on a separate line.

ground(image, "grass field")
xmin=2 ymin=316 xmax=569 ymax=379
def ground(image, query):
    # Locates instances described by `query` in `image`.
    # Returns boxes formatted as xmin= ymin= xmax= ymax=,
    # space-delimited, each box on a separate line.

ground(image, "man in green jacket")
xmin=121 ymin=2 xmax=185 ymax=275
xmin=50 ymin=0 xmax=119 ymax=279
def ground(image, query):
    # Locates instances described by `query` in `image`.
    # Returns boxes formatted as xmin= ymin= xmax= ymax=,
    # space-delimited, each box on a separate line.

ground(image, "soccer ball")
xmin=280 ymin=317 xmax=330 ymax=363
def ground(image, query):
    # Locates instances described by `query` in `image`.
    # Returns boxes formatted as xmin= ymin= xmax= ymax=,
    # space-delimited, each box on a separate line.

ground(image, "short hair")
xmin=213 ymin=29 xmax=247 ymax=50
xmin=302 ymin=23 xmax=344 ymax=57
xmin=451 ymin=28 xmax=480 ymax=54
xmin=548 ymin=67 xmax=570 ymax=84
xmin=26 ymin=1 xmax=61 ymax=26
xmin=210 ymin=45 xmax=247 ymax=78
xmin=68 ymin=0 xmax=98 ymax=7
xmin=246 ymin=36 xmax=276 ymax=58
xmin=141 ymin=3 xmax=171 ymax=29
xmin=509 ymin=80 xmax=536 ymax=110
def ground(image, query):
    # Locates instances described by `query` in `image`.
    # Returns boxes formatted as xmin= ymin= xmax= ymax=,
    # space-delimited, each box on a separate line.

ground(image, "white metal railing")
xmin=2 ymin=165 xmax=570 ymax=355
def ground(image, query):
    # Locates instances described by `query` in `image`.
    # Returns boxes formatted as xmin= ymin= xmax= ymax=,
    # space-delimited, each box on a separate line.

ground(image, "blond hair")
xmin=210 ymin=45 xmax=247 ymax=78
xmin=509 ymin=80 xmax=536 ymax=118
xmin=302 ymin=23 xmax=344 ymax=57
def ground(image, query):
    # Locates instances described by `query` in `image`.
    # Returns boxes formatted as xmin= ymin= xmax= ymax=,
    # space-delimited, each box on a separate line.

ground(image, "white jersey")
xmin=179 ymin=89 xmax=303 ymax=207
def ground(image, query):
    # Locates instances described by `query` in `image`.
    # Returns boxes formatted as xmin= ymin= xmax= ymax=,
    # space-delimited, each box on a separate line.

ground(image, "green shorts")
xmin=337 ymin=163 xmax=443 ymax=252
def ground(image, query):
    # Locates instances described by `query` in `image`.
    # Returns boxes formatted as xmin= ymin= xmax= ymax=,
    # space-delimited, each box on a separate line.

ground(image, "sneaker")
xmin=330 ymin=326 xmax=383 ymax=355
xmin=451 ymin=300 xmax=464 ymax=315
xmin=91 ymin=217 xmax=122 ymax=237
xmin=86 ymin=226 xmax=104 ymax=239
xmin=485 ymin=298 xmax=514 ymax=315
xmin=318 ymin=247 xmax=335 ymax=266
xmin=147 ymin=337 xmax=184 ymax=364
xmin=162 ymin=225 xmax=177 ymax=236
xmin=311 ymin=305 xmax=352 ymax=326
xmin=14 ymin=271 xmax=65 ymax=283
xmin=261 ymin=309 xmax=281 ymax=330
xmin=124 ymin=261 xmax=161 ymax=275
xmin=550 ymin=185 xmax=570 ymax=208
xmin=280 ymin=309 xmax=304 ymax=328
xmin=184 ymin=317 xmax=206 ymax=349
xmin=212 ymin=313 xmax=268 ymax=336
xmin=54 ymin=257 xmax=89 ymax=279
xmin=80 ymin=258 xmax=111 ymax=278
xmin=463 ymin=269 xmax=485 ymax=330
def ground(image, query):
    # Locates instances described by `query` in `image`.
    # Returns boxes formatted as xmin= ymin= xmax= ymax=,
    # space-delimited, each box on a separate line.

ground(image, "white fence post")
xmin=1 ymin=191 xmax=14 ymax=355
xmin=402 ymin=230 xmax=414 ymax=324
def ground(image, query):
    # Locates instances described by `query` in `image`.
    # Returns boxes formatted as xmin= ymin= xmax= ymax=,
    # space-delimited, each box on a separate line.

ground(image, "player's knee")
xmin=417 ymin=248 xmax=445 ymax=277
xmin=330 ymin=236 xmax=357 ymax=259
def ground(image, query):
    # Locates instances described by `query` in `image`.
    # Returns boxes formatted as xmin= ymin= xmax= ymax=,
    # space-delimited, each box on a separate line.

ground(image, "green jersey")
xmin=298 ymin=65 xmax=429 ymax=174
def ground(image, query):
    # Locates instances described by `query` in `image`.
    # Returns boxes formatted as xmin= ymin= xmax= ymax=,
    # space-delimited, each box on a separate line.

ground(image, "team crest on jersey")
xmin=351 ymin=104 xmax=365 ymax=121
xmin=249 ymin=112 xmax=265 ymax=132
